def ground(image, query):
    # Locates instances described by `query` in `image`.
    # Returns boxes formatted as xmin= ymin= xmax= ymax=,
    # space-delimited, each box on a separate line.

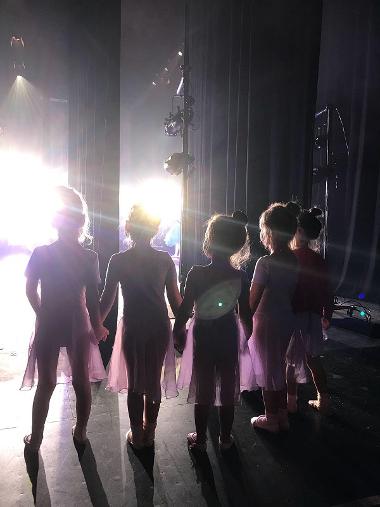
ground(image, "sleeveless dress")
xmin=21 ymin=241 xmax=106 ymax=389
xmin=249 ymin=254 xmax=298 ymax=391
xmin=177 ymin=266 xmax=255 ymax=406
xmin=105 ymin=248 xmax=177 ymax=401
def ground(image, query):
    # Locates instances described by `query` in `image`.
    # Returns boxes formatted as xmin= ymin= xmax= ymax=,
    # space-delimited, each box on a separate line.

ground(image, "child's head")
xmin=125 ymin=204 xmax=160 ymax=244
xmin=53 ymin=186 xmax=90 ymax=243
xmin=259 ymin=202 xmax=297 ymax=253
xmin=203 ymin=211 xmax=250 ymax=268
xmin=286 ymin=201 xmax=323 ymax=242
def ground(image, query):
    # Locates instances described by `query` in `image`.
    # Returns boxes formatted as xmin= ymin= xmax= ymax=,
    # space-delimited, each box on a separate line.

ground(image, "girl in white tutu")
xmin=174 ymin=212 xmax=253 ymax=451
xmin=285 ymin=203 xmax=333 ymax=413
xmin=100 ymin=205 xmax=181 ymax=449
xmin=23 ymin=186 xmax=108 ymax=451
xmin=249 ymin=203 xmax=298 ymax=433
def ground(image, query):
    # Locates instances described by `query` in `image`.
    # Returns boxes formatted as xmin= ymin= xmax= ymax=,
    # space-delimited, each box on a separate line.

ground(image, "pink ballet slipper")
xmin=187 ymin=432 xmax=207 ymax=451
xmin=278 ymin=409 xmax=290 ymax=431
xmin=127 ymin=426 xmax=144 ymax=450
xmin=251 ymin=414 xmax=279 ymax=433
xmin=287 ymin=394 xmax=298 ymax=414
xmin=219 ymin=434 xmax=234 ymax=451
xmin=143 ymin=422 xmax=157 ymax=447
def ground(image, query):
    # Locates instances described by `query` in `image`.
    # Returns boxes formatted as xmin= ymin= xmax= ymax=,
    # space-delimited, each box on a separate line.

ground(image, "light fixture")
xmin=164 ymin=153 xmax=194 ymax=176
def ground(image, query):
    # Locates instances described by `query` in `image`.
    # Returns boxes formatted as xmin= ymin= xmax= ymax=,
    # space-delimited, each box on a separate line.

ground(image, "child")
xmin=249 ymin=202 xmax=298 ymax=433
xmin=173 ymin=212 xmax=253 ymax=451
xmin=286 ymin=203 xmax=333 ymax=413
xmin=22 ymin=186 xmax=108 ymax=451
xmin=100 ymin=205 xmax=182 ymax=449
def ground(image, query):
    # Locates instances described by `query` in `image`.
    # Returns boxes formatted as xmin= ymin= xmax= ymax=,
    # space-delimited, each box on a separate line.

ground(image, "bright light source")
xmin=121 ymin=178 xmax=182 ymax=227
xmin=16 ymin=75 xmax=22 ymax=80
xmin=0 ymin=150 xmax=67 ymax=248
xmin=152 ymin=81 xmax=157 ymax=86
xmin=178 ymin=51 xmax=183 ymax=56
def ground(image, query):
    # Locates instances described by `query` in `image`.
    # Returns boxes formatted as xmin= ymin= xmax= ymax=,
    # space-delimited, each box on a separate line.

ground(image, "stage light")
xmin=121 ymin=178 xmax=182 ymax=227
xmin=358 ymin=292 xmax=365 ymax=300
xmin=152 ymin=81 xmax=157 ymax=86
xmin=360 ymin=311 xmax=366 ymax=317
xmin=164 ymin=153 xmax=194 ymax=175
xmin=0 ymin=150 xmax=67 ymax=248
xmin=178 ymin=51 xmax=183 ymax=56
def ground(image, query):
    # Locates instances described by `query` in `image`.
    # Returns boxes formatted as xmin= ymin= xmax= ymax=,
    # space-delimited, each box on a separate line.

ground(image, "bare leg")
xmin=67 ymin=337 xmax=91 ymax=442
xmin=219 ymin=405 xmax=234 ymax=443
xmin=307 ymin=355 xmax=328 ymax=395
xmin=307 ymin=355 xmax=330 ymax=412
xmin=127 ymin=391 xmax=144 ymax=447
xmin=194 ymin=404 xmax=210 ymax=444
xmin=28 ymin=344 xmax=60 ymax=450
xmin=286 ymin=364 xmax=297 ymax=396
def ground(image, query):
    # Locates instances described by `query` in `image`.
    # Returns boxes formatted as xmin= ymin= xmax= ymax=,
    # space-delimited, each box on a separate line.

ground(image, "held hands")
xmin=93 ymin=323 xmax=109 ymax=343
xmin=173 ymin=327 xmax=187 ymax=354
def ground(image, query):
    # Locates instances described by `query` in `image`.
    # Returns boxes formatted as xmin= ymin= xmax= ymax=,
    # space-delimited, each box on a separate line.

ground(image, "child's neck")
xmin=295 ymin=238 xmax=309 ymax=249
xmin=58 ymin=232 xmax=80 ymax=246
xmin=211 ymin=256 xmax=231 ymax=267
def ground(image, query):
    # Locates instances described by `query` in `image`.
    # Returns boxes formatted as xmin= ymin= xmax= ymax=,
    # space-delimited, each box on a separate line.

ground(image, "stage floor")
xmin=0 ymin=316 xmax=380 ymax=506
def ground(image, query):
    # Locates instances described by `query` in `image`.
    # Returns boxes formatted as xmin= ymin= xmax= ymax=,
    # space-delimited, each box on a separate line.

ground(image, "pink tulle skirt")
xmin=177 ymin=313 xmax=256 ymax=406
xmin=248 ymin=311 xmax=295 ymax=391
xmin=20 ymin=314 xmax=107 ymax=390
xmin=286 ymin=312 xmax=325 ymax=383
xmin=106 ymin=318 xmax=178 ymax=401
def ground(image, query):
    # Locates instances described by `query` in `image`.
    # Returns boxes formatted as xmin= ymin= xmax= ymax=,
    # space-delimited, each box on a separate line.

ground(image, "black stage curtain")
xmin=313 ymin=0 xmax=380 ymax=301
xmin=68 ymin=0 xmax=120 ymax=365
xmin=186 ymin=0 xmax=322 ymax=271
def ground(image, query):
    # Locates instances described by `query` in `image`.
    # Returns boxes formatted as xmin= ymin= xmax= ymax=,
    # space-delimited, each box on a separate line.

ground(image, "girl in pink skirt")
xmin=286 ymin=203 xmax=333 ymax=414
xmin=174 ymin=212 xmax=253 ymax=451
xmin=100 ymin=205 xmax=181 ymax=449
xmin=249 ymin=203 xmax=298 ymax=433
xmin=23 ymin=186 xmax=108 ymax=451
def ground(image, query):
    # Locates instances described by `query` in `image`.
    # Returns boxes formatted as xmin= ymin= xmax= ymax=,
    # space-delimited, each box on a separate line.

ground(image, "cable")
xmin=334 ymin=106 xmax=350 ymax=159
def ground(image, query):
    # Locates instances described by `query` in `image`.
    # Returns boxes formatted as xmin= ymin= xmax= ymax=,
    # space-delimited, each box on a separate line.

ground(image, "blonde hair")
xmin=259 ymin=202 xmax=297 ymax=253
xmin=125 ymin=204 xmax=160 ymax=243
xmin=53 ymin=186 xmax=91 ymax=244
xmin=203 ymin=213 xmax=250 ymax=268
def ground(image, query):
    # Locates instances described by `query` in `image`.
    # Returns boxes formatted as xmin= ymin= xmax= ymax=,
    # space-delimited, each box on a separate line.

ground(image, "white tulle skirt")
xmin=177 ymin=313 xmax=256 ymax=406
xmin=106 ymin=318 xmax=178 ymax=401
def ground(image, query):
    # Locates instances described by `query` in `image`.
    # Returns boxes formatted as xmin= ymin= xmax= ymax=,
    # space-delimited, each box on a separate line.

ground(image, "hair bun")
xmin=309 ymin=207 xmax=323 ymax=217
xmin=285 ymin=201 xmax=301 ymax=217
xmin=232 ymin=210 xmax=248 ymax=225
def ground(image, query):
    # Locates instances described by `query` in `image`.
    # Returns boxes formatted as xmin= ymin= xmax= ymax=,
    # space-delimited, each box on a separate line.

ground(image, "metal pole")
xmin=180 ymin=1 xmax=190 ymax=294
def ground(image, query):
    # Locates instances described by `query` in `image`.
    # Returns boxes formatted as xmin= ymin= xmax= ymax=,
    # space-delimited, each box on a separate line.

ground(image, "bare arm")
xmin=165 ymin=257 xmax=182 ymax=317
xmin=26 ymin=277 xmax=40 ymax=316
xmin=86 ymin=253 xmax=109 ymax=341
xmin=238 ymin=274 xmax=252 ymax=338
xmin=249 ymin=282 xmax=265 ymax=315
xmin=173 ymin=268 xmax=196 ymax=351
xmin=99 ymin=254 xmax=119 ymax=322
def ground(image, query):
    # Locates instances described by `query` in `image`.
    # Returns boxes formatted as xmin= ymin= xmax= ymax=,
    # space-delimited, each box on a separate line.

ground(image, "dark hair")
xmin=53 ymin=186 xmax=90 ymax=243
xmin=259 ymin=202 xmax=297 ymax=252
xmin=286 ymin=201 xmax=323 ymax=240
xmin=125 ymin=204 xmax=160 ymax=243
xmin=203 ymin=211 xmax=250 ymax=268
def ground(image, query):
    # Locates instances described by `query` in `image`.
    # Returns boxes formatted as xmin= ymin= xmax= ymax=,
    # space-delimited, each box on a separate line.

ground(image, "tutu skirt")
xmin=106 ymin=317 xmax=178 ymax=401
xmin=177 ymin=313 xmax=255 ymax=406
xmin=248 ymin=312 xmax=295 ymax=391
xmin=286 ymin=312 xmax=325 ymax=383
xmin=20 ymin=311 xmax=107 ymax=390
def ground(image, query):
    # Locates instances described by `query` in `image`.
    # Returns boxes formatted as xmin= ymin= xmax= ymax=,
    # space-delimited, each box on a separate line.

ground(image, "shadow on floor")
xmin=24 ymin=446 xmax=51 ymax=506
xmin=74 ymin=439 xmax=110 ymax=507
xmin=126 ymin=443 xmax=155 ymax=506
xmin=188 ymin=445 xmax=222 ymax=507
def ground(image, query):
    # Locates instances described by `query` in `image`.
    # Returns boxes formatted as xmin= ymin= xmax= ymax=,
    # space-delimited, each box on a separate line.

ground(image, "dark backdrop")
xmin=186 ymin=0 xmax=323 ymax=272
xmin=313 ymin=0 xmax=380 ymax=301
xmin=68 ymin=0 xmax=121 ymax=364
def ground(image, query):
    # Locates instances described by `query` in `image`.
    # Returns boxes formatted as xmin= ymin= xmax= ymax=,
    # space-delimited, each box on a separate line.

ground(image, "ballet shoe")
xmin=126 ymin=427 xmax=144 ymax=450
xmin=251 ymin=414 xmax=279 ymax=434
xmin=308 ymin=394 xmax=330 ymax=414
xmin=187 ymin=432 xmax=207 ymax=451
xmin=278 ymin=409 xmax=290 ymax=431
xmin=287 ymin=394 xmax=298 ymax=414
xmin=23 ymin=434 xmax=41 ymax=453
xmin=143 ymin=422 xmax=157 ymax=447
